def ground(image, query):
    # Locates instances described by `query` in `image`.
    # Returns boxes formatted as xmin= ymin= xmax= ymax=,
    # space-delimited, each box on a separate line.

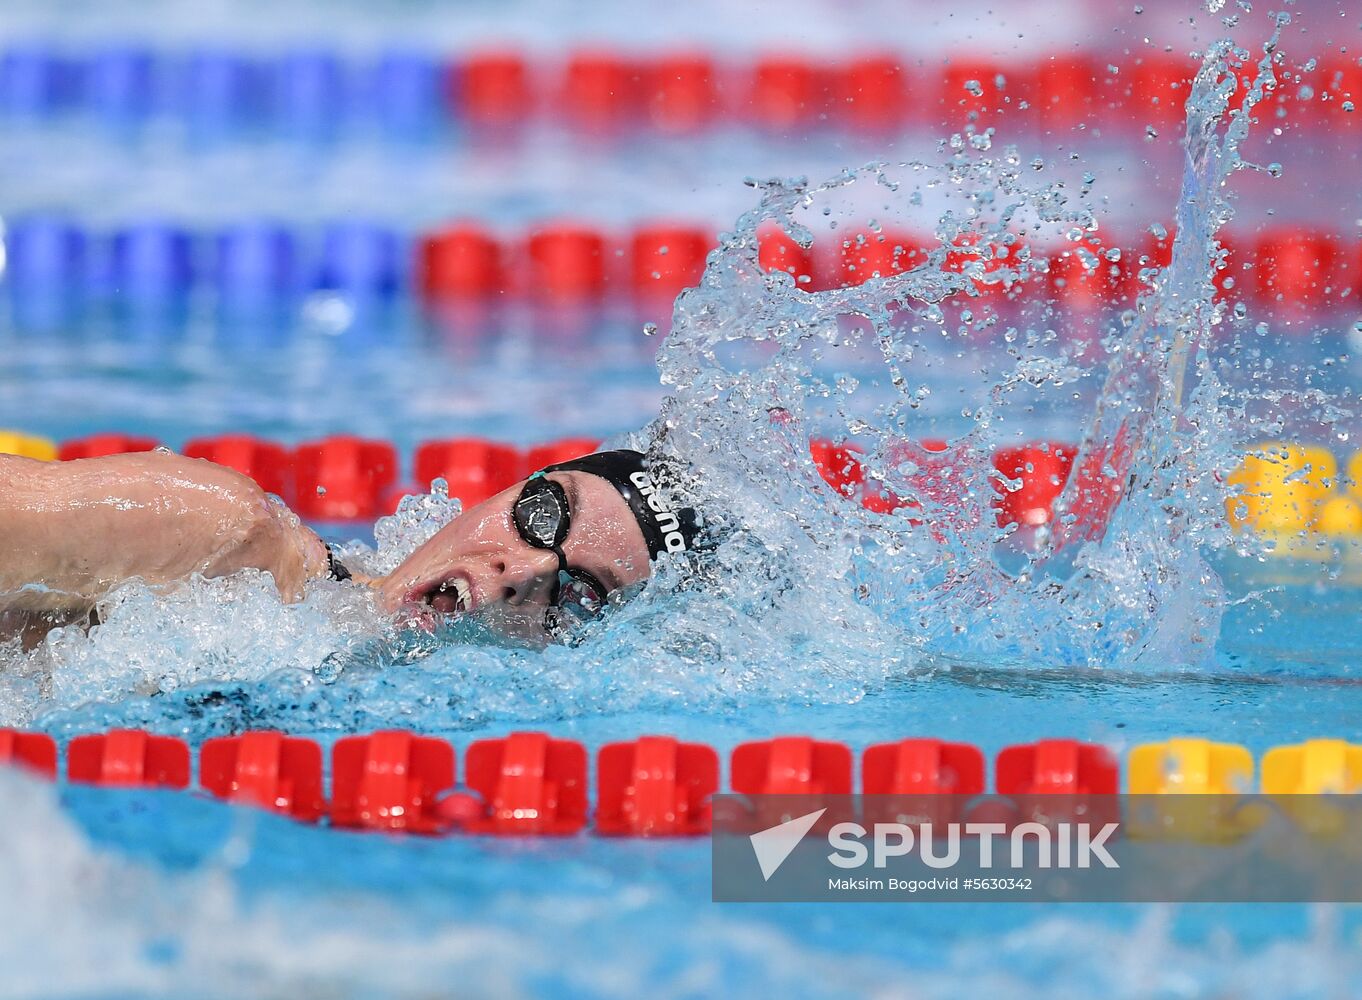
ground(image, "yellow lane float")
xmin=0 ymin=430 xmax=57 ymax=461
xmin=1261 ymin=739 xmax=1362 ymax=794
xmin=1127 ymin=738 xmax=1256 ymax=842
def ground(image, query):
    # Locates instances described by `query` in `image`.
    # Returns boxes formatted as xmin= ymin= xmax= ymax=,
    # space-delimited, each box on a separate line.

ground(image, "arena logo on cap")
xmin=629 ymin=470 xmax=688 ymax=552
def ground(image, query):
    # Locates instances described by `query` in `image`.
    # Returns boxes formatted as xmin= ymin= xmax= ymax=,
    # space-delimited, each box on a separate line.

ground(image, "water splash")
xmin=637 ymin=17 xmax=1300 ymax=671
xmin=0 ymin=18 xmax=1332 ymax=737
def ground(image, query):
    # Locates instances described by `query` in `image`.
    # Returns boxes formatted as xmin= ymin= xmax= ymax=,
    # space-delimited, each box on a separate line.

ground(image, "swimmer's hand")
xmin=347 ymin=571 xmax=383 ymax=589
xmin=0 ymin=451 xmax=330 ymax=621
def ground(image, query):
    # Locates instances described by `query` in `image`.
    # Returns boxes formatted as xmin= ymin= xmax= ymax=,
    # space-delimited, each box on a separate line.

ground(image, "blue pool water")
xmin=6 ymin=574 xmax=1362 ymax=997
xmin=5 ymin=308 xmax=1362 ymax=996
xmin=4 ymin=0 xmax=1362 ymax=997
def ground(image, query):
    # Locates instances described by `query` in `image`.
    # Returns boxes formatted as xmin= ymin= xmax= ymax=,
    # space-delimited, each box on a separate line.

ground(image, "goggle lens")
xmin=513 ymin=479 xmax=568 ymax=549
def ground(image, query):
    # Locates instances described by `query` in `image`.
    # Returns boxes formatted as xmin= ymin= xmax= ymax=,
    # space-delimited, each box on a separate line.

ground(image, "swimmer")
xmin=376 ymin=449 xmax=702 ymax=639
xmin=0 ymin=447 xmax=701 ymax=646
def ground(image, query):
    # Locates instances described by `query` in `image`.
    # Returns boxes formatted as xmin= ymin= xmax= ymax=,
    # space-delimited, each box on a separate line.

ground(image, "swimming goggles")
xmin=512 ymin=474 xmax=610 ymax=637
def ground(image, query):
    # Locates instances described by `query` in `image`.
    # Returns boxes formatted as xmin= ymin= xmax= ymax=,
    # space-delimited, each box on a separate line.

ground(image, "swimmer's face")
xmin=378 ymin=471 xmax=652 ymax=638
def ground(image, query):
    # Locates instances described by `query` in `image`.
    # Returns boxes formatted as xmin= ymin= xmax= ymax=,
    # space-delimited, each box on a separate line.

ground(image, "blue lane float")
xmin=85 ymin=45 xmax=156 ymax=124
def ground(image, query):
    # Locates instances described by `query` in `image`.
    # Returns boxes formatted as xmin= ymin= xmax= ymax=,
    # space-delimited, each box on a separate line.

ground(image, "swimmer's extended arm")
xmin=0 ymin=452 xmax=330 ymax=619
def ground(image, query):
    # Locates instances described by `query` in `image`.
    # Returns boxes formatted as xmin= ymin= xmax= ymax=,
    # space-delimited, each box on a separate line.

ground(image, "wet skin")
xmin=0 ymin=453 xmax=651 ymax=644
xmin=378 ymin=471 xmax=653 ymax=632
xmin=0 ymin=452 xmax=329 ymax=644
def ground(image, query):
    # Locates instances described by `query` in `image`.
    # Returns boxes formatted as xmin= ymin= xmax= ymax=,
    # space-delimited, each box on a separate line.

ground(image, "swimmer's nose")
xmin=490 ymin=546 xmax=560 ymax=606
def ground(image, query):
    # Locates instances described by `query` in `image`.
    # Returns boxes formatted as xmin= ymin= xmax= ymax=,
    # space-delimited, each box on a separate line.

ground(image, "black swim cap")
xmin=543 ymin=449 xmax=703 ymax=560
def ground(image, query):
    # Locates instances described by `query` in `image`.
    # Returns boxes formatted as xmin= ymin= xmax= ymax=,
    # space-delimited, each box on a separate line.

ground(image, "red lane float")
xmin=461 ymin=731 xmax=589 ymax=835
xmin=1112 ymin=226 xmax=1175 ymax=303
xmin=1052 ymin=424 xmax=1133 ymax=546
xmin=183 ymin=434 xmax=292 ymax=499
xmin=944 ymin=232 xmax=1027 ymax=297
xmin=200 ymin=731 xmax=325 ymax=821
xmin=1255 ymin=230 xmax=1344 ymax=313
xmin=862 ymin=738 xmax=985 ymax=795
xmin=995 ymin=739 xmax=1120 ymax=794
xmin=940 ymin=59 xmax=1010 ymax=129
xmin=1320 ymin=56 xmax=1362 ymax=129
xmin=0 ymin=729 xmax=57 ymax=779
xmin=630 ymin=225 xmax=711 ymax=298
xmin=330 ymin=730 xmax=456 ymax=833
xmin=836 ymin=229 xmax=923 ymax=287
xmin=757 ymin=224 xmax=815 ymax=287
xmin=809 ymin=438 xmax=912 ymax=515
xmin=526 ymin=225 xmax=609 ymax=301
xmin=816 ymin=436 xmax=1091 ymax=528
xmin=748 ymin=56 xmax=829 ymax=130
xmin=862 ymin=738 xmax=984 ymax=828
xmin=58 ymin=434 xmax=160 ymax=460
xmin=809 ymin=439 xmax=865 ymax=499
xmin=437 ymin=48 xmax=1362 ymax=136
xmin=458 ymin=51 xmax=532 ymax=129
xmin=596 ymin=736 xmax=718 ymax=836
xmin=561 ymin=52 xmax=639 ymax=132
xmin=28 ymin=728 xmax=1362 ymax=837
xmin=1128 ymin=54 xmax=1197 ymax=129
xmin=67 ymin=730 xmax=190 ymax=788
xmin=419 ymin=225 xmax=505 ymax=299
xmin=871 ymin=438 xmax=953 ymax=520
xmin=992 ymin=442 xmax=1075 ymax=528
xmin=414 ymin=438 xmax=521 ymax=505
xmin=1033 ymin=55 xmax=1101 ymax=129
xmin=836 ymin=55 xmax=910 ymax=132
xmin=646 ymin=55 xmax=719 ymax=133
xmin=994 ymin=739 xmax=1122 ymax=830
xmin=1047 ymin=245 xmax=1127 ymax=313
xmin=730 ymin=737 xmax=853 ymax=795
xmin=292 ymin=435 xmax=398 ymax=520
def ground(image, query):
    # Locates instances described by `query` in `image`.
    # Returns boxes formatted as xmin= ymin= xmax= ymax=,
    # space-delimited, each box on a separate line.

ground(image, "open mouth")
xmin=418 ymin=574 xmax=473 ymax=615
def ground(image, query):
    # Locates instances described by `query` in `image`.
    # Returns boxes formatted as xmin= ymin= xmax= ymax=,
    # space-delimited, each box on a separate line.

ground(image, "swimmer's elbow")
xmin=205 ymin=502 xmax=327 ymax=603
